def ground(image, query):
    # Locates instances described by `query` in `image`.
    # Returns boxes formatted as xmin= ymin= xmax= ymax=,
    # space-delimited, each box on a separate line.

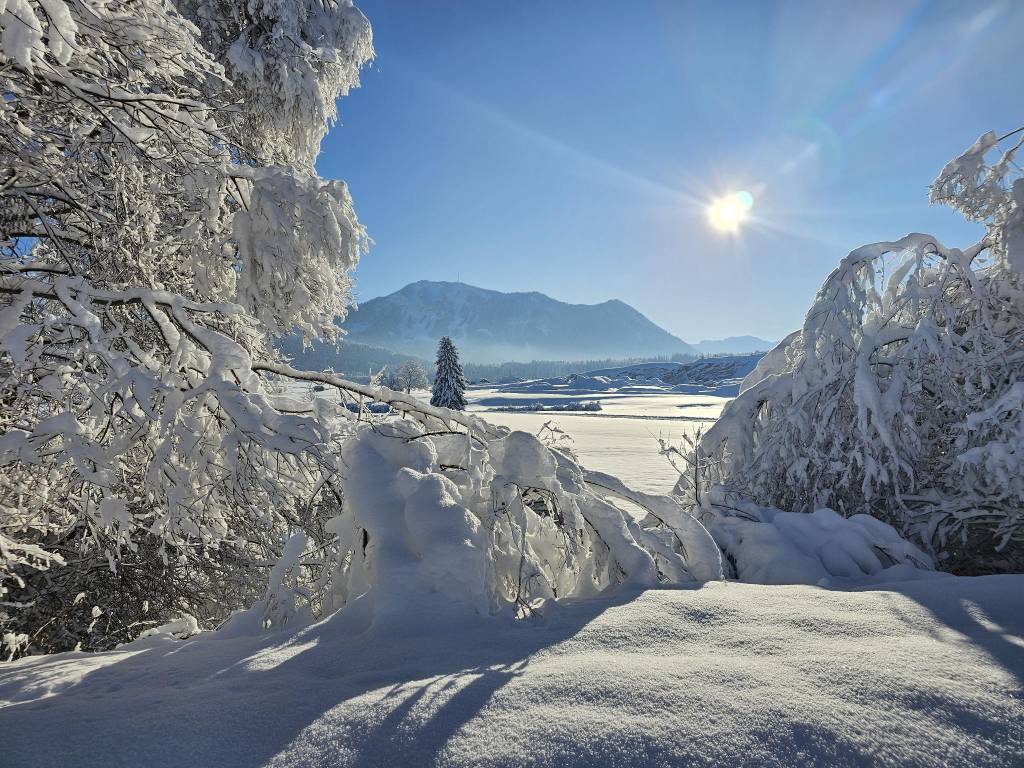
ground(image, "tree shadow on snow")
xmin=3 ymin=578 xmax=1022 ymax=768
xmin=871 ymin=575 xmax=1024 ymax=693
xmin=0 ymin=587 xmax=649 ymax=768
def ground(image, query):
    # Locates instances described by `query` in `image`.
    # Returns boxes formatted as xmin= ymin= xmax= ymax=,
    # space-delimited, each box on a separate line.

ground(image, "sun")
xmin=707 ymin=190 xmax=754 ymax=233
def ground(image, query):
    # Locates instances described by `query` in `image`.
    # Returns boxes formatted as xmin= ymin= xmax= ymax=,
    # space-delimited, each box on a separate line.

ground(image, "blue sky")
xmin=318 ymin=0 xmax=1023 ymax=342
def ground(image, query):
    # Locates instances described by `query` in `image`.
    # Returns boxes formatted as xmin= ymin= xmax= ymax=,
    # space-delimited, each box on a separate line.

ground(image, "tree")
xmin=0 ymin=0 xmax=374 ymax=657
xmin=0 ymin=0 xmax=725 ymax=657
xmin=679 ymin=128 xmax=1024 ymax=575
xmin=0 ymin=0 xmax=732 ymax=660
xmin=391 ymin=360 xmax=428 ymax=394
xmin=431 ymin=336 xmax=467 ymax=410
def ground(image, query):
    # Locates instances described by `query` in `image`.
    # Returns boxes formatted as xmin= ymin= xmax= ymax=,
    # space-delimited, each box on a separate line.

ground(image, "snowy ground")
xmin=282 ymin=356 xmax=745 ymax=496
xmin=282 ymin=381 xmax=728 ymax=495
xmin=467 ymin=387 xmax=727 ymax=495
xmin=38 ymin=376 xmax=1011 ymax=767
xmin=1 ymin=577 xmax=1021 ymax=767
xmin=462 ymin=356 xmax=749 ymax=493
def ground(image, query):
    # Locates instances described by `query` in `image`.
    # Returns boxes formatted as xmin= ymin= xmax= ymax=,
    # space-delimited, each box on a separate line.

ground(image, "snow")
xmin=483 ymin=355 xmax=762 ymax=399
xmin=8 ymin=8 xmax=1020 ymax=766
xmin=708 ymin=505 xmax=935 ymax=585
xmin=467 ymin=388 xmax=728 ymax=495
xmin=4 ymin=369 xmax=1005 ymax=766
xmin=457 ymin=357 xmax=749 ymax=495
xmin=4 ymin=360 xmax=1019 ymax=768
xmin=284 ymin=375 xmax=729 ymax=495
xmin=1 ymin=576 xmax=1021 ymax=767
xmin=8 ymin=361 xmax=998 ymax=768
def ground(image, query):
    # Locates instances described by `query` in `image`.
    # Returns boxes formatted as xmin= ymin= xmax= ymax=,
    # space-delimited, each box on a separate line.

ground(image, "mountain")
xmin=691 ymin=335 xmax=776 ymax=355
xmin=338 ymin=281 xmax=696 ymax=364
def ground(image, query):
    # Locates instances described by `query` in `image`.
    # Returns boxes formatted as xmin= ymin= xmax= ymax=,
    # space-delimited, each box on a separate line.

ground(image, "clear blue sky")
xmin=317 ymin=0 xmax=1023 ymax=342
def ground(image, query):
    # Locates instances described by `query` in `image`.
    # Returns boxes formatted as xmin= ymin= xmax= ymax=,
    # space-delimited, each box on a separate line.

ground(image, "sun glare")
xmin=707 ymin=191 xmax=754 ymax=233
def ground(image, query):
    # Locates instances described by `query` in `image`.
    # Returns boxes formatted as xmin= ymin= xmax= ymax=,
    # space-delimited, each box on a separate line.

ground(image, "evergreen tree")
xmin=431 ymin=337 xmax=468 ymax=410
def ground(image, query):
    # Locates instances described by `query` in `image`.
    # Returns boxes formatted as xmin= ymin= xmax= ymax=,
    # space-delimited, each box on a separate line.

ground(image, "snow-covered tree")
xmin=0 ymin=0 xmax=726 ymax=659
xmin=296 ymin=416 xmax=728 ymax=624
xmin=431 ymin=336 xmax=467 ymax=410
xmin=391 ymin=360 xmax=428 ymax=394
xmin=0 ymin=0 xmax=955 ymax=661
xmin=679 ymin=128 xmax=1024 ymax=575
xmin=0 ymin=0 xmax=373 ymax=656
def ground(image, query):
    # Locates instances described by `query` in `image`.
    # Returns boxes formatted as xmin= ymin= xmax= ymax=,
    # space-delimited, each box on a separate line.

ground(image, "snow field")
xmin=1 ymin=577 xmax=1020 ymax=767
xmin=54 ymin=377 xmax=1009 ymax=767
xmin=468 ymin=389 xmax=728 ymax=495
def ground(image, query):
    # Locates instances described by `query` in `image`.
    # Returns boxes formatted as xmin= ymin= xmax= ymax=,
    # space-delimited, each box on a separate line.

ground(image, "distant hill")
xmin=691 ymin=336 xmax=776 ymax=355
xmin=338 ymin=281 xmax=696 ymax=364
xmin=662 ymin=353 xmax=763 ymax=388
xmin=484 ymin=353 xmax=766 ymax=399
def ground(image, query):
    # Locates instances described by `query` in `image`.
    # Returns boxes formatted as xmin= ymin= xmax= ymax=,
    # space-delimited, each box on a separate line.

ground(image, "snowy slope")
xmin=340 ymin=281 xmax=696 ymax=363
xmin=662 ymin=353 xmax=763 ymax=395
xmin=1 ymin=577 xmax=1021 ymax=767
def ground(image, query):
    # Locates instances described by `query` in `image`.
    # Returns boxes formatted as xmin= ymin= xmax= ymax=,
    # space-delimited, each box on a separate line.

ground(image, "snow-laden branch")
xmin=1 ymin=0 xmax=375 ymax=657
xmin=579 ymin=469 xmax=723 ymax=582
xmin=292 ymin=424 xmax=723 ymax=628
xmin=1 ymin=0 xmax=370 ymax=342
xmin=251 ymin=360 xmax=491 ymax=438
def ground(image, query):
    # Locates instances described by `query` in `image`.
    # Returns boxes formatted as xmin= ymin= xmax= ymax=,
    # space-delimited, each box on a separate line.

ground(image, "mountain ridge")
xmin=340 ymin=280 xmax=696 ymax=363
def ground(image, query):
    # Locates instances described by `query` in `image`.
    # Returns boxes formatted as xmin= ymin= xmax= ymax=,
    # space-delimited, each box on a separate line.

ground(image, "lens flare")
xmin=707 ymin=191 xmax=754 ymax=233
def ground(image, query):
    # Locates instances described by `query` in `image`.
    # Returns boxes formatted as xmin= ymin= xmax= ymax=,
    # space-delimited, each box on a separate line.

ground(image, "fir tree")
xmin=431 ymin=336 xmax=468 ymax=410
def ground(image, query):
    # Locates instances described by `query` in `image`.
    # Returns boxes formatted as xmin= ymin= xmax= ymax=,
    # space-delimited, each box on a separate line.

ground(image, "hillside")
xmin=480 ymin=353 xmax=765 ymax=398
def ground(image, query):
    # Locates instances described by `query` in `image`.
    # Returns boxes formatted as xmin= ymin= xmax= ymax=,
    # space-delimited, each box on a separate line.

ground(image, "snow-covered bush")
xmin=300 ymin=419 xmax=724 ymax=623
xmin=0 ymin=0 xmax=373 ymax=655
xmin=683 ymin=129 xmax=1024 ymax=574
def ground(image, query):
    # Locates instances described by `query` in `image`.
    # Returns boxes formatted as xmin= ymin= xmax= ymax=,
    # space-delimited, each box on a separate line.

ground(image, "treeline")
xmin=462 ymin=354 xmax=695 ymax=382
xmin=279 ymin=338 xmax=699 ymax=383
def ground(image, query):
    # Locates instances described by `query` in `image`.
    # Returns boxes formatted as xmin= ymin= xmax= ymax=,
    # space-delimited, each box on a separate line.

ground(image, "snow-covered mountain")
xmin=341 ymin=281 xmax=697 ymax=363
